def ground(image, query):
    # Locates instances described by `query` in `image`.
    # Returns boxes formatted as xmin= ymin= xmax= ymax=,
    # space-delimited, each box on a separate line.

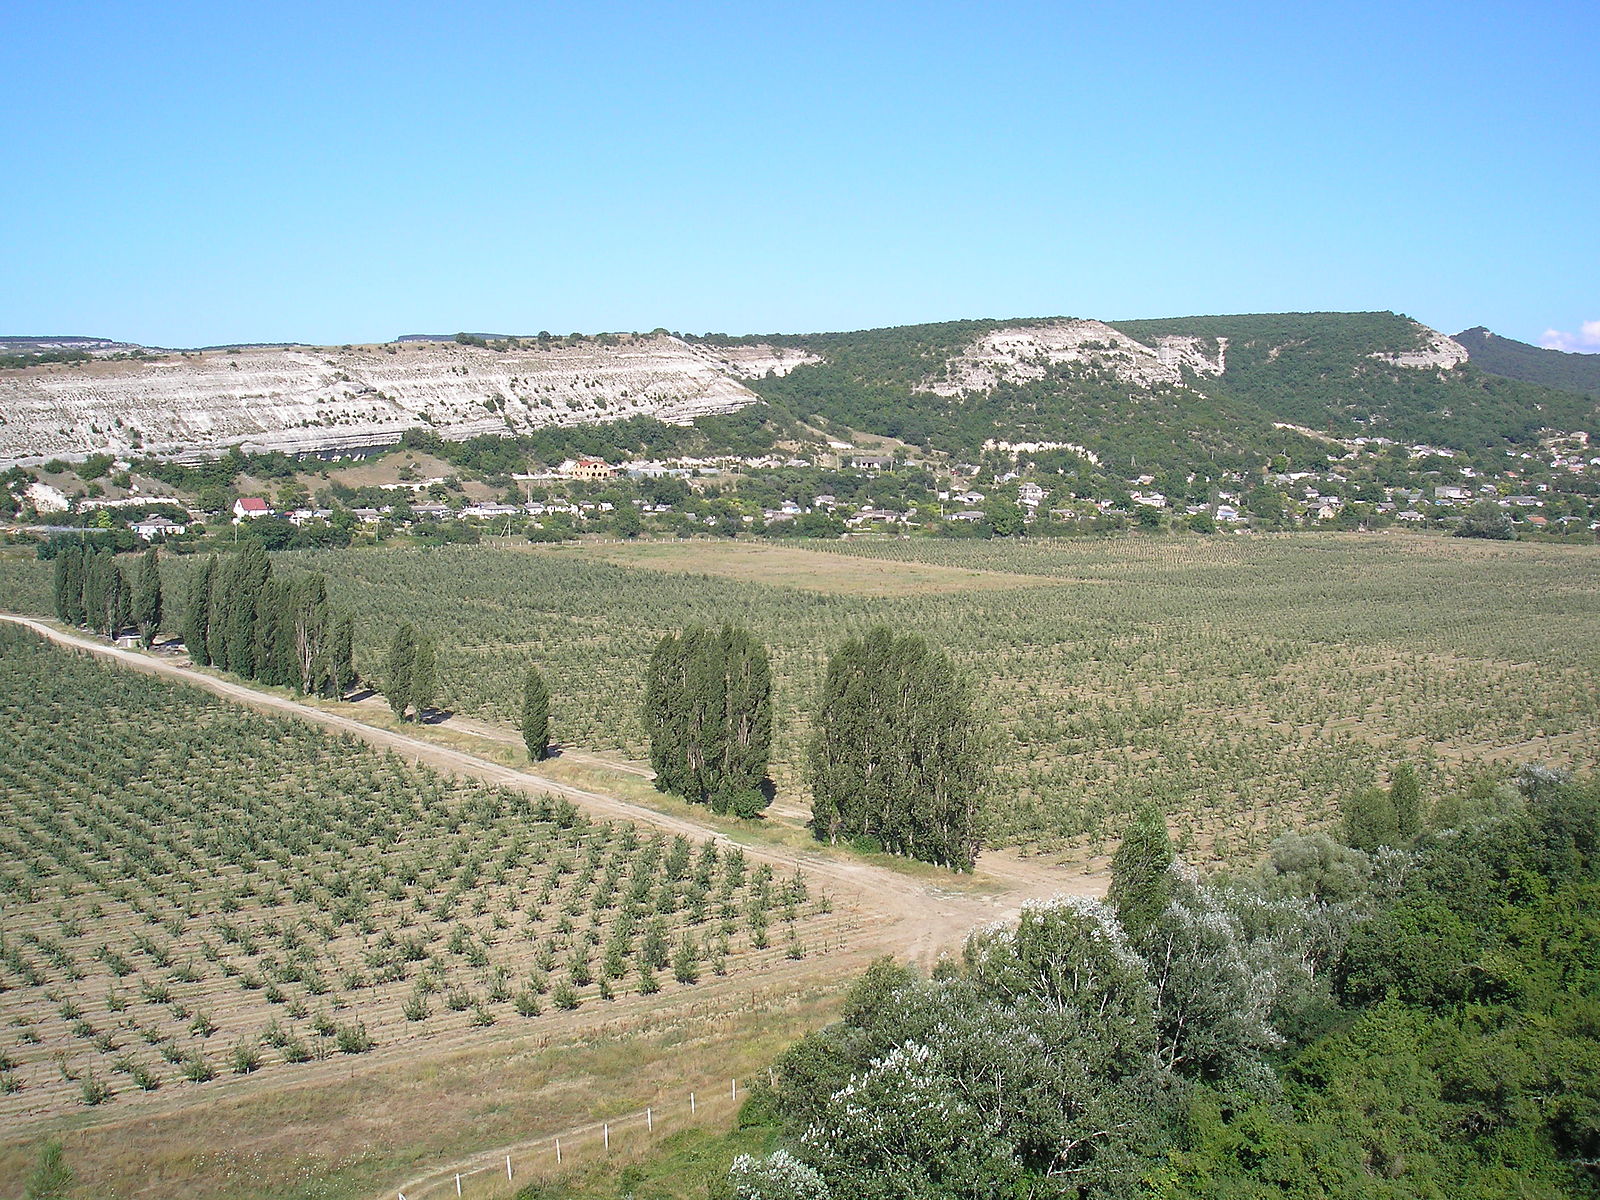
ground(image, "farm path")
xmin=0 ymin=614 xmax=1102 ymax=972
xmin=2 ymin=613 xmax=1104 ymax=1196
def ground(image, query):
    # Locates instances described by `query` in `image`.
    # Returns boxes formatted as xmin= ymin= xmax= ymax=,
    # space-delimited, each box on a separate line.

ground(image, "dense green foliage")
xmin=643 ymin=625 xmax=774 ymax=816
xmin=715 ymin=313 xmax=1598 ymax=473
xmin=807 ymin=626 xmax=986 ymax=870
xmin=1112 ymin=312 xmax=1599 ymax=449
xmin=522 ymin=664 xmax=551 ymax=761
xmin=1455 ymin=326 xmax=1600 ymax=398
xmin=741 ymin=771 xmax=1600 ymax=1198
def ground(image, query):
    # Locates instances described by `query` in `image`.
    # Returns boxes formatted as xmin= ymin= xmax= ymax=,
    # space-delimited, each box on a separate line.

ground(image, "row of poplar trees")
xmin=643 ymin=622 xmax=985 ymax=869
xmin=54 ymin=545 xmax=164 ymax=646
xmin=183 ymin=546 xmax=357 ymax=697
xmin=808 ymin=626 xmax=985 ymax=871
xmin=643 ymin=625 xmax=774 ymax=817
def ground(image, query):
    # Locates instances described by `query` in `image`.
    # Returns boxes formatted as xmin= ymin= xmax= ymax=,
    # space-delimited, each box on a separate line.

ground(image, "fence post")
xmin=690 ymin=1091 xmax=696 ymax=1115
xmin=455 ymin=1173 xmax=462 ymax=1197
xmin=731 ymin=1077 xmax=737 ymax=1102
xmin=555 ymin=1137 xmax=561 ymax=1164
xmin=647 ymin=1105 xmax=653 ymax=1131
xmin=506 ymin=1154 xmax=513 ymax=1181
xmin=604 ymin=1123 xmax=610 ymax=1153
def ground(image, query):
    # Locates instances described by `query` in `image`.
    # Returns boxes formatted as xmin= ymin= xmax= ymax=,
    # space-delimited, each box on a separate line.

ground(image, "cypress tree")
xmin=523 ymin=664 xmax=550 ymax=761
xmin=384 ymin=622 xmax=418 ymax=719
xmin=133 ymin=547 xmax=162 ymax=647
xmin=1108 ymin=807 xmax=1174 ymax=942
xmin=184 ymin=556 xmax=217 ymax=665
xmin=411 ymin=633 xmax=437 ymax=719
xmin=1340 ymin=786 xmax=1398 ymax=852
xmin=1389 ymin=762 xmax=1423 ymax=841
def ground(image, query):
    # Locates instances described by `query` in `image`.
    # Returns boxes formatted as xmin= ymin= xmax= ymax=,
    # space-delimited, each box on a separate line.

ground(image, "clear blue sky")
xmin=3 ymin=0 xmax=1594 ymax=349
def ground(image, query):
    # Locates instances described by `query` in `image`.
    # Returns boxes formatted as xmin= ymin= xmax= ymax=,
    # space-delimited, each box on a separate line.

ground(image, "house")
xmin=460 ymin=502 xmax=521 ymax=520
xmin=851 ymin=454 xmax=892 ymax=471
xmin=1018 ymin=482 xmax=1047 ymax=506
xmin=1433 ymin=486 xmax=1471 ymax=503
xmin=351 ymin=507 xmax=384 ymax=523
xmin=560 ymin=458 xmax=616 ymax=481
xmin=131 ymin=516 xmax=185 ymax=540
xmin=1215 ymin=505 xmax=1243 ymax=523
xmin=233 ymin=497 xmax=271 ymax=520
xmin=1396 ymin=510 xmax=1425 ymax=522
xmin=286 ymin=508 xmax=333 ymax=527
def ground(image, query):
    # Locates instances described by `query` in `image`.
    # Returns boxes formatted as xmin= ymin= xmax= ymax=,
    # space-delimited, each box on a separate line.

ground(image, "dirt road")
xmin=0 ymin=613 xmax=1102 ymax=964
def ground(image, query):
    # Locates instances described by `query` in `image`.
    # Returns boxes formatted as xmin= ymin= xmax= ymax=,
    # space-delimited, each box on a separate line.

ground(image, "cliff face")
xmin=921 ymin=319 xmax=1229 ymax=395
xmin=0 ymin=335 xmax=817 ymax=462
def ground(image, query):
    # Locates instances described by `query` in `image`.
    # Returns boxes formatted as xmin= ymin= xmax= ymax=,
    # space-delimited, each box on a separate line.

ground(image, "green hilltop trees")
xmin=643 ymin=625 xmax=773 ymax=817
xmin=807 ymin=626 xmax=986 ymax=870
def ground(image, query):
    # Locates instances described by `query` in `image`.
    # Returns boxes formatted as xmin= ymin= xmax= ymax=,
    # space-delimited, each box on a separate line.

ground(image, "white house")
xmin=132 ymin=516 xmax=185 ymax=540
xmin=233 ymin=497 xmax=271 ymax=520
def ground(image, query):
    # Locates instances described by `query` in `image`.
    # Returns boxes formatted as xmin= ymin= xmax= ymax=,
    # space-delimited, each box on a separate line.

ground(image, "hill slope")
xmin=1452 ymin=325 xmax=1600 ymax=397
xmin=728 ymin=311 xmax=1597 ymax=471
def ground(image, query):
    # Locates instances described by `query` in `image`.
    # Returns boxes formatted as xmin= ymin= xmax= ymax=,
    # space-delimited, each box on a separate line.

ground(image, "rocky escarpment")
xmin=921 ymin=319 xmax=1228 ymax=396
xmin=0 ymin=335 xmax=818 ymax=463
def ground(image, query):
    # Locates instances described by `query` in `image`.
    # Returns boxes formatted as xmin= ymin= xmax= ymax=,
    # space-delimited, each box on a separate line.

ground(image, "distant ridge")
xmin=1452 ymin=326 xmax=1600 ymax=398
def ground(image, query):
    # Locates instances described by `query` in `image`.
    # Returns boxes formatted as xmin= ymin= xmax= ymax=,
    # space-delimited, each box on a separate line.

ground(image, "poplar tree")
xmin=329 ymin=613 xmax=356 ymax=697
xmin=132 ymin=547 xmax=162 ymax=647
xmin=184 ymin=555 xmax=217 ymax=664
xmin=410 ymin=633 xmax=437 ymax=719
xmin=53 ymin=546 xmax=81 ymax=623
xmin=1108 ymin=806 xmax=1174 ymax=942
xmin=80 ymin=548 xmax=109 ymax=633
xmin=384 ymin=622 xmax=418 ymax=719
xmin=642 ymin=624 xmax=773 ymax=815
xmin=522 ymin=664 xmax=550 ymax=761
xmin=808 ymin=626 xmax=985 ymax=870
xmin=61 ymin=546 xmax=86 ymax=626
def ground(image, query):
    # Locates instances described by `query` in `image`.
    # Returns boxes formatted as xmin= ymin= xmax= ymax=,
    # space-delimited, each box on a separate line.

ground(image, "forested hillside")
xmin=1453 ymin=326 xmax=1600 ymax=398
xmin=709 ymin=312 xmax=1597 ymax=473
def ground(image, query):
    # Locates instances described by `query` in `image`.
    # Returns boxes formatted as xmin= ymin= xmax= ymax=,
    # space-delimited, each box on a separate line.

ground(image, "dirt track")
xmin=0 ymin=612 xmax=1105 ymax=1195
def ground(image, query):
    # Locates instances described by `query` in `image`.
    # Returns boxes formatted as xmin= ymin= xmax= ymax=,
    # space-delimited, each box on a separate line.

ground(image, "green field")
xmin=0 ymin=626 xmax=841 ymax=1127
xmin=5 ymin=532 xmax=1598 ymax=860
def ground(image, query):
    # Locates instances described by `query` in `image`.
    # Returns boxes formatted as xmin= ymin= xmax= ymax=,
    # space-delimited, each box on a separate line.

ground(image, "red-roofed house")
xmin=233 ymin=497 xmax=271 ymax=520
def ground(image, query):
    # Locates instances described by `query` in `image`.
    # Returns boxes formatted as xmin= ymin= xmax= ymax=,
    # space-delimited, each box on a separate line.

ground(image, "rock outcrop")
xmin=922 ymin=319 xmax=1226 ymax=396
xmin=0 ymin=335 xmax=817 ymax=463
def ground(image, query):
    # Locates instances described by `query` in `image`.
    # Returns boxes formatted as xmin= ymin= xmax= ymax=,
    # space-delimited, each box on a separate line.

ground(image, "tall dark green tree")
xmin=411 ymin=632 xmax=437 ymax=718
xmin=643 ymin=624 xmax=774 ymax=816
xmin=329 ymin=613 xmax=356 ymax=697
xmin=523 ymin=664 xmax=550 ymax=761
xmin=184 ymin=555 xmax=217 ymax=665
xmin=52 ymin=545 xmax=82 ymax=624
xmin=286 ymin=573 xmax=334 ymax=695
xmin=808 ymin=626 xmax=985 ymax=869
xmin=384 ymin=622 xmax=418 ymax=719
xmin=1108 ymin=806 xmax=1175 ymax=942
xmin=1340 ymin=786 xmax=1399 ymax=853
xmin=132 ymin=547 xmax=162 ymax=647
xmin=215 ymin=543 xmax=270 ymax=677
xmin=1389 ymin=762 xmax=1423 ymax=841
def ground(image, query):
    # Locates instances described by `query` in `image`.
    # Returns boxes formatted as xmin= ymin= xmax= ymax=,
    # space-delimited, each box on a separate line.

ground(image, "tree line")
xmin=52 ymin=545 xmax=162 ymax=647
xmin=644 ymin=622 xmax=986 ymax=869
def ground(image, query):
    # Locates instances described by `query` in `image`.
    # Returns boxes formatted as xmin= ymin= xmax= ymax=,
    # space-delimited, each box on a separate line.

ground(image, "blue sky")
xmin=2 ymin=0 xmax=1594 ymax=348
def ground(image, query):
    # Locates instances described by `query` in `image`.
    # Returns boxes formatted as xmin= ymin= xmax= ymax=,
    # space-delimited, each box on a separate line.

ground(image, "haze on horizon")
xmin=2 ymin=0 xmax=1595 ymax=351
